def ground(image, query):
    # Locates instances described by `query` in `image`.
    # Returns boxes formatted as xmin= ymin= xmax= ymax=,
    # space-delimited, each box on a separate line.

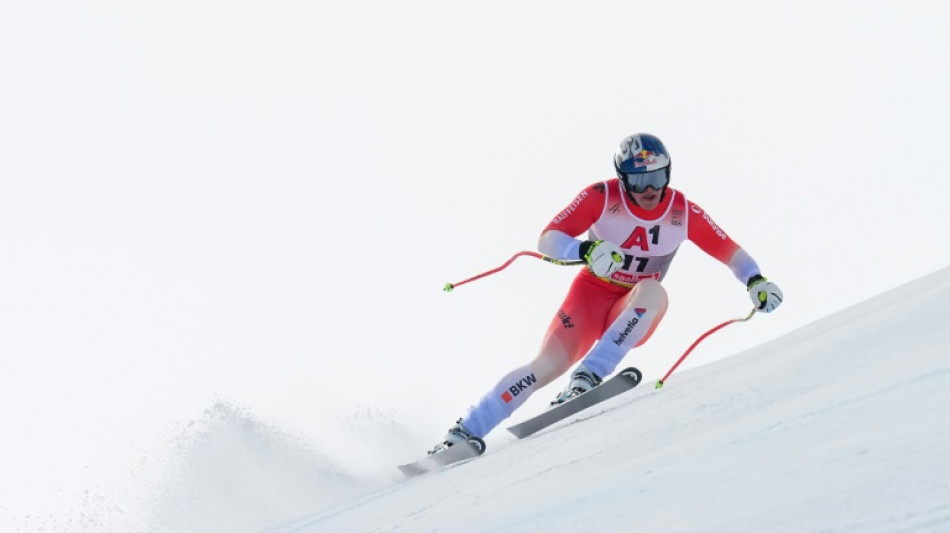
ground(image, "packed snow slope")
xmin=276 ymin=266 xmax=950 ymax=533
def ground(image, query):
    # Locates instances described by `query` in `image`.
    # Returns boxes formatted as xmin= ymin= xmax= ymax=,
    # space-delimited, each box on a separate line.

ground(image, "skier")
xmin=429 ymin=133 xmax=783 ymax=454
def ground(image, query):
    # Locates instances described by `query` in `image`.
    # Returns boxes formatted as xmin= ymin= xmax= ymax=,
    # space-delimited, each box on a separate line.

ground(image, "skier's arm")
xmin=537 ymin=182 xmax=607 ymax=260
xmin=539 ymin=230 xmax=583 ymax=260
xmin=686 ymin=200 xmax=761 ymax=285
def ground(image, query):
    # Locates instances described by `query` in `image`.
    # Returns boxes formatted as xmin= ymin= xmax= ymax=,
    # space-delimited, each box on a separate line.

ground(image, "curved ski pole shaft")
xmin=655 ymin=307 xmax=757 ymax=389
xmin=444 ymin=251 xmax=584 ymax=292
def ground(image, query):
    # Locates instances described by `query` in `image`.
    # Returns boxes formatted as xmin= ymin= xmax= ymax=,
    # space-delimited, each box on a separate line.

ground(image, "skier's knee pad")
xmin=628 ymin=278 xmax=668 ymax=313
xmin=529 ymin=344 xmax=572 ymax=387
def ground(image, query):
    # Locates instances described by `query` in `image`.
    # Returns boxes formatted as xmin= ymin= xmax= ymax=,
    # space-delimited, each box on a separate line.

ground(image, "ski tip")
xmin=397 ymin=438 xmax=486 ymax=478
xmin=507 ymin=426 xmax=529 ymax=439
xmin=397 ymin=463 xmax=429 ymax=477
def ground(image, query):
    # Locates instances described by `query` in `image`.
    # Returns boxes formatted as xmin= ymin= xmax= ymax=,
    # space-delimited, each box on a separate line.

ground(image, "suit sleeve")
xmin=687 ymin=200 xmax=761 ymax=284
xmin=537 ymin=182 xmax=607 ymax=260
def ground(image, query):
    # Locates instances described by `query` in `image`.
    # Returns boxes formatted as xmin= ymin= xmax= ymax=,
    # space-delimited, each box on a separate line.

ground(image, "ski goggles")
xmin=618 ymin=167 xmax=670 ymax=193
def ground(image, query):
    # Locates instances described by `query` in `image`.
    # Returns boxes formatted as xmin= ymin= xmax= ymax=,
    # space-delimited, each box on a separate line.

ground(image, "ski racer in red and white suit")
xmin=432 ymin=133 xmax=783 ymax=451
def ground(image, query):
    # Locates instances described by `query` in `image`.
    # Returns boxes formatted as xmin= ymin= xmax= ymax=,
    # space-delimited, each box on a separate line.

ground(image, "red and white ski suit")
xmin=459 ymin=179 xmax=761 ymax=437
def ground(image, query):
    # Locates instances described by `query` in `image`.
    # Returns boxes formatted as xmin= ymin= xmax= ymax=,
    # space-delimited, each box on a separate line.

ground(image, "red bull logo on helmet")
xmin=615 ymin=134 xmax=670 ymax=173
xmin=632 ymin=150 xmax=658 ymax=168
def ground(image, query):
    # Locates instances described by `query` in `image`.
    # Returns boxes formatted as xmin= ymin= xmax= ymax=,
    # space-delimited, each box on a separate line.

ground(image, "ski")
xmin=507 ymin=367 xmax=642 ymax=439
xmin=397 ymin=437 xmax=486 ymax=477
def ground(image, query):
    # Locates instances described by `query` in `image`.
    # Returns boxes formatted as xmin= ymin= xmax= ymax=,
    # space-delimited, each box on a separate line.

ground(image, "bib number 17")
xmin=623 ymin=255 xmax=649 ymax=272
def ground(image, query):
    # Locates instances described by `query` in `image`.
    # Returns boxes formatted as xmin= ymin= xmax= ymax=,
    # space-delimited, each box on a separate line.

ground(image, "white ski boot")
xmin=550 ymin=364 xmax=603 ymax=406
xmin=428 ymin=418 xmax=476 ymax=455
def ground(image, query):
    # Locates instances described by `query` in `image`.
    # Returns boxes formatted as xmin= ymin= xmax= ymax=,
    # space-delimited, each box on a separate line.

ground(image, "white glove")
xmin=579 ymin=240 xmax=624 ymax=278
xmin=747 ymin=275 xmax=783 ymax=313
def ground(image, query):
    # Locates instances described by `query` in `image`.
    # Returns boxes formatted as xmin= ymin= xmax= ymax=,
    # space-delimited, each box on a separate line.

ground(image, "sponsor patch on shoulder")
xmin=552 ymin=190 xmax=590 ymax=225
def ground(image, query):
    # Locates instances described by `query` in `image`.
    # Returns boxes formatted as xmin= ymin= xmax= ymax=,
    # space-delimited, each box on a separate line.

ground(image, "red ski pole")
xmin=655 ymin=307 xmax=757 ymax=389
xmin=444 ymin=251 xmax=584 ymax=292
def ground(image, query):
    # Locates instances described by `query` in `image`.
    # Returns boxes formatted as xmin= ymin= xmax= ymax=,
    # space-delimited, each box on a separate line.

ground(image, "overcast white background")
xmin=1 ymin=1 xmax=948 ymax=529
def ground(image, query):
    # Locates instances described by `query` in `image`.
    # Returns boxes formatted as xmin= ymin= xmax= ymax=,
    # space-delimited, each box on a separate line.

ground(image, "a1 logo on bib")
xmin=621 ymin=225 xmax=660 ymax=251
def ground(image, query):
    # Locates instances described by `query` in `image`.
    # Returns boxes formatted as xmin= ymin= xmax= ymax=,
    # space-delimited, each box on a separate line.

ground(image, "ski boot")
xmin=550 ymin=364 xmax=602 ymax=406
xmin=428 ymin=418 xmax=484 ymax=455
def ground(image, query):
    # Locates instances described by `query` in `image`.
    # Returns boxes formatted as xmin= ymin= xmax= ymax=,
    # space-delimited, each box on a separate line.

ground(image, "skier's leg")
xmin=457 ymin=273 xmax=624 ymax=438
xmin=579 ymin=278 xmax=669 ymax=379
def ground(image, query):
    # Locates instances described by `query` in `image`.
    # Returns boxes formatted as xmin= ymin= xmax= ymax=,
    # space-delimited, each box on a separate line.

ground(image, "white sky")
xmin=1 ymin=0 xmax=949 ymax=527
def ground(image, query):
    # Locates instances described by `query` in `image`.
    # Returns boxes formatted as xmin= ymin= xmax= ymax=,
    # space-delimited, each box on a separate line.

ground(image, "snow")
xmin=4 ymin=269 xmax=948 ymax=533
xmin=270 ymin=266 xmax=950 ymax=533
xmin=3 ymin=268 xmax=948 ymax=533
